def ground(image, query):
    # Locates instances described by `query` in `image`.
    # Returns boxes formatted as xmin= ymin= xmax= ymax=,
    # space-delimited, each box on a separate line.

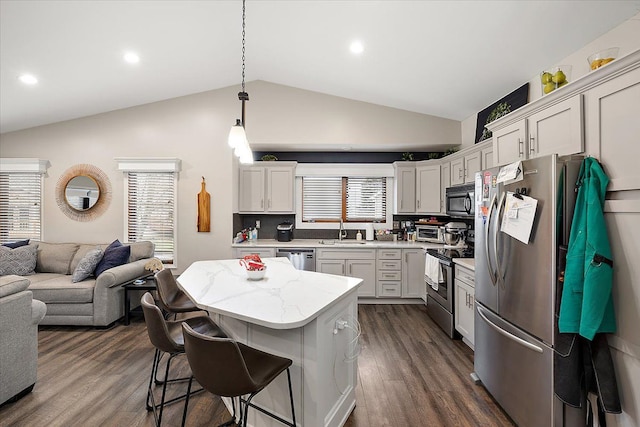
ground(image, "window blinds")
xmin=346 ymin=177 xmax=386 ymax=221
xmin=302 ymin=177 xmax=342 ymax=221
xmin=127 ymin=172 xmax=175 ymax=263
xmin=302 ymin=176 xmax=386 ymax=222
xmin=0 ymin=173 xmax=42 ymax=243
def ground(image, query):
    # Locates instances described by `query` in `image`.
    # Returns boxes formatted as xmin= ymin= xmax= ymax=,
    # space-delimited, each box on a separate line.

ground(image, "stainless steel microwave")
xmin=446 ymin=183 xmax=475 ymax=218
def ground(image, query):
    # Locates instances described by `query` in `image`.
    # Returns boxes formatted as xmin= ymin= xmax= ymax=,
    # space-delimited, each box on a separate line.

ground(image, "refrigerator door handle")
xmin=476 ymin=306 xmax=543 ymax=354
xmin=494 ymin=191 xmax=507 ymax=289
xmin=484 ymin=193 xmax=498 ymax=286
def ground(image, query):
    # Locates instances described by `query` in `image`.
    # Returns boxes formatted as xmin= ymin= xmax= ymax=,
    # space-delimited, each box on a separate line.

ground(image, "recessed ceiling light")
xmin=123 ymin=51 xmax=140 ymax=64
xmin=19 ymin=74 xmax=38 ymax=85
xmin=350 ymin=41 xmax=364 ymax=55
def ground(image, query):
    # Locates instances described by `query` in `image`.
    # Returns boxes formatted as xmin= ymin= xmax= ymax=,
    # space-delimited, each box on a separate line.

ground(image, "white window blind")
xmin=346 ymin=177 xmax=386 ymax=221
xmin=302 ymin=177 xmax=342 ymax=221
xmin=302 ymin=176 xmax=386 ymax=222
xmin=127 ymin=172 xmax=175 ymax=264
xmin=0 ymin=173 xmax=42 ymax=243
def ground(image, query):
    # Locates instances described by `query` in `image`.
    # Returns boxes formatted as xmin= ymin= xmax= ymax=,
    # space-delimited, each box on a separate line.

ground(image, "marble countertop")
xmin=233 ymin=238 xmax=444 ymax=250
xmin=177 ymin=257 xmax=362 ymax=330
xmin=453 ymin=258 xmax=475 ymax=271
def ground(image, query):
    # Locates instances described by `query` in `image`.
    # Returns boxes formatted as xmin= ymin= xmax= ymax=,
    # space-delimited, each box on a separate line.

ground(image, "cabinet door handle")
xmin=417 ymin=199 xmax=420 ymax=208
xmin=342 ymin=264 xmax=345 ymax=275
xmin=529 ymin=135 xmax=535 ymax=154
xmin=466 ymin=292 xmax=469 ymax=307
xmin=401 ymin=199 xmax=403 ymax=209
xmin=261 ymin=199 xmax=264 ymax=208
xmin=349 ymin=264 xmax=352 ymax=275
xmin=518 ymin=138 xmax=524 ymax=157
xmin=458 ymin=169 xmax=463 ymax=178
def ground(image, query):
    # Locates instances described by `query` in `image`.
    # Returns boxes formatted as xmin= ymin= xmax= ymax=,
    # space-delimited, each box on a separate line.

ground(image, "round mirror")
xmin=56 ymin=164 xmax=112 ymax=222
xmin=65 ymin=175 xmax=100 ymax=211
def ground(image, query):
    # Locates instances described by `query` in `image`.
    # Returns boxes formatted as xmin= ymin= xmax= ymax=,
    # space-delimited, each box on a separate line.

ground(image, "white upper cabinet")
xmin=527 ymin=95 xmax=583 ymax=159
xmin=416 ymin=164 xmax=441 ymax=213
xmin=493 ymin=120 xmax=527 ymax=166
xmin=440 ymin=161 xmax=450 ymax=214
xmin=394 ymin=163 xmax=416 ymax=213
xmin=238 ymin=162 xmax=296 ymax=214
xmin=584 ymin=66 xmax=640 ymax=192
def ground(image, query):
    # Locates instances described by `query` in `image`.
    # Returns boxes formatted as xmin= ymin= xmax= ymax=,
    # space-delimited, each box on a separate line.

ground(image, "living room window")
xmin=117 ymin=158 xmax=180 ymax=267
xmin=0 ymin=159 xmax=49 ymax=244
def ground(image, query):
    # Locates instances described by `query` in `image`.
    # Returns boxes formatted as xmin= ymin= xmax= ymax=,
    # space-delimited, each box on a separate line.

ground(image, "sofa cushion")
xmin=72 ymin=248 xmax=104 ymax=283
xmin=35 ymin=242 xmax=80 ymax=275
xmin=94 ymin=242 xmax=130 ymax=278
xmin=2 ymin=239 xmax=30 ymax=249
xmin=70 ymin=244 xmax=104 ymax=273
xmin=128 ymin=241 xmax=154 ymax=262
xmin=28 ymin=274 xmax=95 ymax=303
xmin=0 ymin=275 xmax=31 ymax=297
xmin=0 ymin=244 xmax=38 ymax=276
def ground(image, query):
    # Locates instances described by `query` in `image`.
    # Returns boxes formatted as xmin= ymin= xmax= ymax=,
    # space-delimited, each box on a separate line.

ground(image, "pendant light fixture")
xmin=228 ymin=0 xmax=253 ymax=164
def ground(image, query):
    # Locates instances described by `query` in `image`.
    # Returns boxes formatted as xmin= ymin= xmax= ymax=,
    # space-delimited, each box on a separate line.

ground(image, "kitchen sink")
xmin=318 ymin=240 xmax=367 ymax=245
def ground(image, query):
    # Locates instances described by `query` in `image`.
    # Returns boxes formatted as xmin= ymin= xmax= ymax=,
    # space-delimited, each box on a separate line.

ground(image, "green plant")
xmin=402 ymin=152 xmax=414 ymax=161
xmin=261 ymin=154 xmax=278 ymax=161
xmin=443 ymin=148 xmax=458 ymax=157
xmin=427 ymin=152 xmax=441 ymax=160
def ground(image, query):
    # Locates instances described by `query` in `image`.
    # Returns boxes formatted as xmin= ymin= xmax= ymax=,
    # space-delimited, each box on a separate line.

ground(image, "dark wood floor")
xmin=0 ymin=304 xmax=514 ymax=427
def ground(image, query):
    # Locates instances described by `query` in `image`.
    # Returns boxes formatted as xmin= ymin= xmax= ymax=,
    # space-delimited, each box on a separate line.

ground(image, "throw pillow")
xmin=2 ymin=239 xmax=30 ymax=249
xmin=93 ymin=239 xmax=122 ymax=276
xmin=0 ymin=244 xmax=38 ymax=276
xmin=94 ymin=243 xmax=130 ymax=277
xmin=71 ymin=248 xmax=104 ymax=283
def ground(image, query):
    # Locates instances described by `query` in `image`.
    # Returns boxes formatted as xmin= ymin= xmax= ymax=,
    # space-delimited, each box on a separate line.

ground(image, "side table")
xmin=122 ymin=276 xmax=157 ymax=325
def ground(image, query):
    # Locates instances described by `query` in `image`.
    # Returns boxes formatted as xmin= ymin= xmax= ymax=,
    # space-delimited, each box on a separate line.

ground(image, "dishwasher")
xmin=276 ymin=248 xmax=316 ymax=271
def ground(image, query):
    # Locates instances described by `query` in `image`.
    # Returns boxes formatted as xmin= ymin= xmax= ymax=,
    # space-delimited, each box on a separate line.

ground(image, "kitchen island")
xmin=177 ymin=257 xmax=362 ymax=427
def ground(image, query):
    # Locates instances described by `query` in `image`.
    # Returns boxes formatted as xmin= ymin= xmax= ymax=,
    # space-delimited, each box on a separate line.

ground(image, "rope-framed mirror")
xmin=56 ymin=164 xmax=112 ymax=221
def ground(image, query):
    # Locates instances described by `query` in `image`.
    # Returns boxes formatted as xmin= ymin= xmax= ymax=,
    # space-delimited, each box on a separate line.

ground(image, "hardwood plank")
xmin=0 ymin=305 xmax=514 ymax=427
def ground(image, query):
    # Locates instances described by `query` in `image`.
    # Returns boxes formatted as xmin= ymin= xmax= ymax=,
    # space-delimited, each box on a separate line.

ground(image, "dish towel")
xmin=425 ymin=253 xmax=443 ymax=291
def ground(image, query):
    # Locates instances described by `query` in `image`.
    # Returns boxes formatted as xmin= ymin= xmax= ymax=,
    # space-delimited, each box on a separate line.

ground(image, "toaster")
xmin=277 ymin=222 xmax=294 ymax=242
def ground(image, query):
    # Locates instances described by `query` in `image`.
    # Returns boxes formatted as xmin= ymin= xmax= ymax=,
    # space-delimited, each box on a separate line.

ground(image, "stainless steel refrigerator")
xmin=474 ymin=154 xmax=585 ymax=427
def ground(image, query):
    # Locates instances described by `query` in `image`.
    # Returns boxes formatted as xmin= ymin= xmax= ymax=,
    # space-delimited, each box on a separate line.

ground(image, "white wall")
xmin=461 ymin=11 xmax=640 ymax=148
xmin=0 ymin=81 xmax=459 ymax=273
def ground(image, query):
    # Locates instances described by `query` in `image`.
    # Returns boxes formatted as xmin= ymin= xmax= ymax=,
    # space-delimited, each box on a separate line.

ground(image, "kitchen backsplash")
xmin=234 ymin=213 xmax=473 ymax=240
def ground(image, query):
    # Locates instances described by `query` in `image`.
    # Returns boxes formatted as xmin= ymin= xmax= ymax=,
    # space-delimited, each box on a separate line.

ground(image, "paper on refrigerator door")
xmin=500 ymin=192 xmax=538 ymax=244
xmin=496 ymin=161 xmax=523 ymax=185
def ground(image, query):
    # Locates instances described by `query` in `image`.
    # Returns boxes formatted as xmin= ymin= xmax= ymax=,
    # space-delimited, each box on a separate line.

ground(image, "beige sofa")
xmin=24 ymin=241 xmax=154 ymax=326
xmin=0 ymin=275 xmax=47 ymax=405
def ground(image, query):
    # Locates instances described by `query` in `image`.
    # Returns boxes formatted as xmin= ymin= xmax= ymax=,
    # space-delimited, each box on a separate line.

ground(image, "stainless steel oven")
xmin=425 ymin=244 xmax=474 ymax=339
xmin=416 ymin=224 xmax=444 ymax=243
xmin=425 ymin=251 xmax=455 ymax=338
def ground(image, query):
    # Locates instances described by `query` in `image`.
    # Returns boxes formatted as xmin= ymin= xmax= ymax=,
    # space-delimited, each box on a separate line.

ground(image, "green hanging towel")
xmin=558 ymin=157 xmax=616 ymax=340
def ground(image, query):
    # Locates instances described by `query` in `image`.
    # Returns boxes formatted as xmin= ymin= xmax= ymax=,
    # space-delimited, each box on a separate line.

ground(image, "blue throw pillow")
xmin=2 ymin=239 xmax=30 ymax=249
xmin=94 ymin=240 xmax=130 ymax=277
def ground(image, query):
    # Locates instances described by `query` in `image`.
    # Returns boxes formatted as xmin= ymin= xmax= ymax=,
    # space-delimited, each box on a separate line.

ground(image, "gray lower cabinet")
xmin=233 ymin=248 xmax=276 ymax=259
xmin=402 ymin=248 xmax=425 ymax=299
xmin=376 ymin=249 xmax=402 ymax=297
xmin=316 ymin=248 xmax=376 ymax=297
xmin=454 ymin=264 xmax=475 ymax=349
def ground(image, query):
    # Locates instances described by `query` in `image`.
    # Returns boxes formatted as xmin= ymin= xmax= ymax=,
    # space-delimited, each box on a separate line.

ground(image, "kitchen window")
xmin=0 ymin=159 xmax=49 ymax=244
xmin=117 ymin=158 xmax=181 ymax=267
xmin=302 ymin=176 xmax=386 ymax=222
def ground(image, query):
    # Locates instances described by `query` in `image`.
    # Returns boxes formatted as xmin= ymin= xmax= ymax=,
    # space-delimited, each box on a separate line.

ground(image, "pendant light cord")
xmin=241 ymin=0 xmax=246 ymax=93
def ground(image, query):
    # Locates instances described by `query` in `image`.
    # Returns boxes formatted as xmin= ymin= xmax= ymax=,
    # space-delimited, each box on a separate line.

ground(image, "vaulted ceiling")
xmin=2 ymin=1 xmax=640 ymax=136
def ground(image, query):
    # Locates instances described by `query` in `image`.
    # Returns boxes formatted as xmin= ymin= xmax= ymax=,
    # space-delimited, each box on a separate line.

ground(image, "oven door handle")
xmin=464 ymin=193 xmax=472 ymax=213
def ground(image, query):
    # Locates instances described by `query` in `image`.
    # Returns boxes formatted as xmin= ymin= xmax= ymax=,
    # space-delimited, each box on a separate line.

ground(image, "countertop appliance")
xmin=446 ymin=183 xmax=475 ymax=218
xmin=425 ymin=238 xmax=474 ymax=339
xmin=474 ymin=154 xmax=585 ymax=427
xmin=276 ymin=248 xmax=316 ymax=271
xmin=276 ymin=222 xmax=294 ymax=242
xmin=416 ymin=224 xmax=444 ymax=243
xmin=442 ymin=222 xmax=467 ymax=246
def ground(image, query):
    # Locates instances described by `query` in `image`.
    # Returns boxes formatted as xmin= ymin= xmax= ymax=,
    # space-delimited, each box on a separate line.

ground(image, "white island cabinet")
xmin=177 ymin=257 xmax=362 ymax=427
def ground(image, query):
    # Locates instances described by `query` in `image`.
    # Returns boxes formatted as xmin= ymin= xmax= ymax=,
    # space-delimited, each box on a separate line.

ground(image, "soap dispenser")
xmin=356 ymin=230 xmax=362 ymax=241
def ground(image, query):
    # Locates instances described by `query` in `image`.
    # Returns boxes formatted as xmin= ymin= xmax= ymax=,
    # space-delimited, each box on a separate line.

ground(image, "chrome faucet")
xmin=339 ymin=219 xmax=347 ymax=241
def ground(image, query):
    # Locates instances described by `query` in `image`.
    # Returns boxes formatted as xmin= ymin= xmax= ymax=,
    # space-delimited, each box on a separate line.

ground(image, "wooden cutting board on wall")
xmin=197 ymin=177 xmax=210 ymax=232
